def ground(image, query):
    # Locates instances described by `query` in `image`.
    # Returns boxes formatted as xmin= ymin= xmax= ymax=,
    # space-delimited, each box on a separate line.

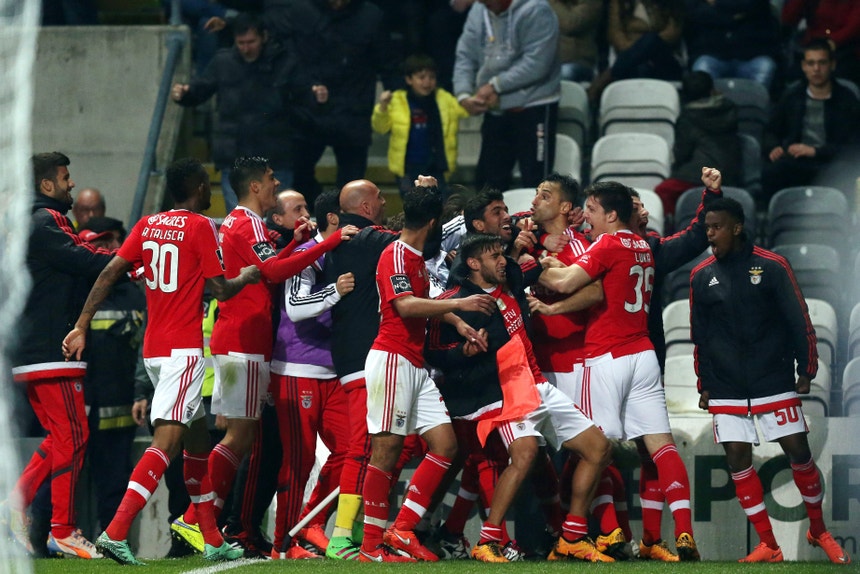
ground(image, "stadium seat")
xmin=738 ymin=133 xmax=762 ymax=197
xmin=851 ymin=251 xmax=860 ymax=308
xmin=634 ymin=187 xmax=664 ymax=235
xmin=663 ymin=299 xmax=692 ymax=358
xmin=714 ymin=78 xmax=770 ymax=143
xmin=848 ymin=302 xmax=860 ymax=360
xmin=842 ymin=358 xmax=860 ymax=416
xmin=554 ymin=133 xmax=582 ymax=182
xmin=674 ymin=186 xmax=757 ymax=240
xmin=805 ymin=298 xmax=837 ymax=377
xmin=663 ymin=355 xmax=707 ymax=415
xmin=503 ymin=187 xmax=535 ymax=215
xmin=766 ymin=186 xmax=849 ymax=253
xmin=590 ymin=133 xmax=671 ymax=189
xmin=801 ymin=380 xmax=830 ymax=417
xmin=455 ymin=115 xmax=483 ymax=173
xmin=772 ymin=244 xmax=842 ymax=311
xmin=598 ymin=79 xmax=680 ymax=147
xmin=559 ymin=80 xmax=591 ymax=150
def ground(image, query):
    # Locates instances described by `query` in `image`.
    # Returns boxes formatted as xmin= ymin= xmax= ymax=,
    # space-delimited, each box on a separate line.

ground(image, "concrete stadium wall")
xmin=32 ymin=26 xmax=189 ymax=226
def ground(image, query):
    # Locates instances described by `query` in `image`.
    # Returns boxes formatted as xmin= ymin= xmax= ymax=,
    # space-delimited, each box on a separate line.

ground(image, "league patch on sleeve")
xmin=390 ymin=274 xmax=412 ymax=295
xmin=252 ymin=241 xmax=277 ymax=262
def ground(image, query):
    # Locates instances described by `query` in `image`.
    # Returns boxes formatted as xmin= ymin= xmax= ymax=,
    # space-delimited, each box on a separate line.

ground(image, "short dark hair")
xmin=403 ymin=186 xmax=443 ymax=229
xmin=403 ymin=53 xmax=437 ymax=76
xmin=229 ymin=156 xmax=269 ymax=199
xmin=460 ymin=233 xmax=502 ymax=263
xmin=586 ymin=181 xmax=634 ymax=223
xmin=231 ymin=12 xmax=265 ymax=38
xmin=32 ymin=151 xmax=70 ymax=193
xmin=705 ymin=197 xmax=745 ymax=225
xmin=314 ymin=188 xmax=340 ymax=233
xmin=165 ymin=157 xmax=207 ymax=203
xmin=464 ymin=188 xmax=505 ymax=233
xmin=803 ymin=37 xmax=834 ymax=60
xmin=682 ymin=70 xmax=714 ymax=102
xmin=543 ymin=172 xmax=581 ymax=205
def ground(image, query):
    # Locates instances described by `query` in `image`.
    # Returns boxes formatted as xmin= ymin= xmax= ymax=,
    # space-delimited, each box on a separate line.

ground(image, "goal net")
xmin=0 ymin=1 xmax=39 ymax=571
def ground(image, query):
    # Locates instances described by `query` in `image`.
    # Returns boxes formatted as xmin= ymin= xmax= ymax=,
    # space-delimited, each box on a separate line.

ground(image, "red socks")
xmin=106 ymin=447 xmax=169 ymax=541
xmin=561 ymin=513 xmax=588 ymax=542
xmin=208 ymin=443 xmax=241 ymax=519
xmin=652 ymin=444 xmax=693 ymax=538
xmin=185 ymin=450 xmax=223 ymax=546
xmin=731 ymin=466 xmax=778 ymax=549
xmin=361 ymin=464 xmax=393 ymax=550
xmin=393 ymin=453 xmax=452 ymax=531
xmin=639 ymin=455 xmax=664 ymax=545
xmin=791 ymin=458 xmax=826 ymax=537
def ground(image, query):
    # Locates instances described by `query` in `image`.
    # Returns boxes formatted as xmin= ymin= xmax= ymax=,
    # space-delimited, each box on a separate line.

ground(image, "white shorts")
xmin=365 ymin=349 xmax=450 ymax=436
xmin=211 ymin=353 xmax=270 ymax=419
xmin=496 ymin=381 xmax=595 ymax=451
xmin=713 ymin=405 xmax=809 ymax=446
xmin=580 ymin=350 xmax=671 ymax=440
xmin=543 ymin=365 xmax=584 ymax=407
xmin=145 ymin=349 xmax=206 ymax=426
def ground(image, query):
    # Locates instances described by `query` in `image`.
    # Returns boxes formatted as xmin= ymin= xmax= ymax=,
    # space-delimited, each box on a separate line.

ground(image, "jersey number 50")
xmin=625 ymin=264 xmax=654 ymax=314
xmin=142 ymin=240 xmax=179 ymax=293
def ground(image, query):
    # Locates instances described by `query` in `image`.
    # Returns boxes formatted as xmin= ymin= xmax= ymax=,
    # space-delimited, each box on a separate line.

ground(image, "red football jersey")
xmin=574 ymin=230 xmax=655 ymax=358
xmin=119 ymin=210 xmax=224 ymax=358
xmin=531 ymin=227 xmax=591 ymax=370
xmin=371 ymin=240 xmax=429 ymax=367
xmin=493 ymin=286 xmax=546 ymax=385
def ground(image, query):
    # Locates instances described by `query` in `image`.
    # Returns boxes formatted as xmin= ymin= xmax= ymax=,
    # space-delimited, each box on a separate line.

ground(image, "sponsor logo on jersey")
xmin=390 ymin=274 xmax=412 ymax=295
xmin=749 ymin=266 xmax=763 ymax=285
xmin=708 ymin=276 xmax=719 ymax=287
xmin=252 ymin=241 xmax=276 ymax=262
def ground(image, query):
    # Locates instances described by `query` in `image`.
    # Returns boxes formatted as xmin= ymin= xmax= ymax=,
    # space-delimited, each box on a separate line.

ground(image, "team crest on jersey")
xmin=252 ymin=241 xmax=277 ymax=262
xmin=620 ymin=237 xmax=632 ymax=248
xmin=390 ymin=274 xmax=411 ymax=295
xmin=74 ymin=381 xmax=82 ymax=393
xmin=395 ymin=410 xmax=407 ymax=428
xmin=300 ymin=391 xmax=313 ymax=409
xmin=749 ymin=266 xmax=763 ymax=285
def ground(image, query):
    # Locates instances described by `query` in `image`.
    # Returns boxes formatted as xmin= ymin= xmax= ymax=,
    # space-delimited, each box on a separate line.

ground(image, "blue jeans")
xmin=561 ymin=62 xmax=595 ymax=83
xmin=219 ymin=167 xmax=294 ymax=213
xmin=692 ymin=55 xmax=776 ymax=91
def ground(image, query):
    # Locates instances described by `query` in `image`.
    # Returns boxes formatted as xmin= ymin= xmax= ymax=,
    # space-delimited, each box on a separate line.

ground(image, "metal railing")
xmin=129 ymin=0 xmax=185 ymax=225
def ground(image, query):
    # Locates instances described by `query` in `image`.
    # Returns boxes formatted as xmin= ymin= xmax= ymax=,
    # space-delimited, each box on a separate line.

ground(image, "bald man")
xmin=267 ymin=190 xmax=311 ymax=249
xmin=72 ymin=187 xmax=106 ymax=229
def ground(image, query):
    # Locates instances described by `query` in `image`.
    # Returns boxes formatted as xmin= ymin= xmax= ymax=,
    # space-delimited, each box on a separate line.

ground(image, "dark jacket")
xmin=690 ymin=240 xmax=818 ymax=409
xmin=672 ymin=95 xmax=741 ymax=185
xmin=764 ymin=81 xmax=860 ymax=161
xmin=425 ymin=259 xmax=530 ymax=418
xmin=14 ymin=195 xmax=115 ymax=369
xmin=178 ymin=40 xmax=309 ymax=168
xmin=266 ymin=0 xmax=394 ymax=146
xmin=684 ymin=0 xmax=779 ymax=62
xmin=323 ymin=213 xmax=398 ymax=379
xmin=648 ymin=185 xmax=721 ymax=369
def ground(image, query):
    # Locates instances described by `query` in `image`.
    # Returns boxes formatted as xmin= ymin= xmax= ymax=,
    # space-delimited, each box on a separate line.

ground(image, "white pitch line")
xmin=180 ymin=558 xmax=261 ymax=574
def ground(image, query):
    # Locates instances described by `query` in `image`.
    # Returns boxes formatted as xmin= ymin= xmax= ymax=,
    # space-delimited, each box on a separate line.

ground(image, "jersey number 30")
xmin=625 ymin=264 xmax=654 ymax=314
xmin=143 ymin=241 xmax=179 ymax=293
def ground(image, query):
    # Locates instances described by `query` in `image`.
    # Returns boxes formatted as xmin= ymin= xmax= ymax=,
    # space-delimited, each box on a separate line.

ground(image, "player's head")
xmin=314 ymin=188 xmax=341 ymax=233
xmin=230 ymin=156 xmax=279 ymax=207
xmin=340 ymin=179 xmax=386 ymax=225
xmin=627 ymin=188 xmax=650 ymax=238
xmin=403 ymin=186 xmax=444 ymax=231
xmin=271 ymin=189 xmax=308 ymax=230
xmin=465 ymin=188 xmax=512 ymax=242
xmin=462 ymin=233 xmax=506 ymax=286
xmin=704 ymin=197 xmax=745 ymax=259
xmin=531 ymin=172 xmax=580 ymax=226
xmin=33 ymin=151 xmax=73 ymax=205
xmin=584 ymin=181 xmax=634 ymax=237
xmin=165 ymin=157 xmax=210 ymax=210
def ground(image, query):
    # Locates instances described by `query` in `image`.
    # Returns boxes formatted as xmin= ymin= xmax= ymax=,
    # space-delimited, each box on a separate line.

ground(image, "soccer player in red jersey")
xmin=62 ymin=158 xmax=261 ymax=565
xmin=358 ymin=178 xmax=496 ymax=562
xmin=539 ymin=181 xmax=700 ymax=561
xmin=206 ymin=157 xmax=357 ymax=528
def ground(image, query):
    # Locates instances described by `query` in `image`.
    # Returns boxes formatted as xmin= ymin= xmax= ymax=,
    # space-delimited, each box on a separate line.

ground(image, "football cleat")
xmin=639 ymin=539 xmax=679 ymax=562
xmin=503 ymin=539 xmax=525 ymax=561
xmin=383 ymin=526 xmax=439 ymax=561
xmin=203 ymin=541 xmax=244 ymax=561
xmin=675 ymin=532 xmax=701 ymax=561
xmin=326 ymin=535 xmax=362 ymax=560
xmin=358 ymin=543 xmax=417 ymax=562
xmin=1 ymin=502 xmax=33 ymax=554
xmin=47 ymin=530 xmax=102 ymax=559
xmin=739 ymin=542 xmax=783 ymax=563
xmin=471 ymin=541 xmax=509 ymax=563
xmin=548 ymin=535 xmax=615 ymax=562
xmin=807 ymin=530 xmax=851 ymax=564
xmin=96 ymin=532 xmax=144 ymax=565
xmin=437 ymin=530 xmax=470 ymax=560
xmin=170 ymin=514 xmax=204 ymax=553
xmin=596 ymin=527 xmax=629 ymax=560
xmin=271 ymin=541 xmax=322 ymax=560
xmin=298 ymin=523 xmax=329 ymax=554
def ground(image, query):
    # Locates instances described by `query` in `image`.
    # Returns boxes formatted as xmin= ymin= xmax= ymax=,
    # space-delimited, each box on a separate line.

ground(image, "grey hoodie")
xmin=454 ymin=0 xmax=561 ymax=111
